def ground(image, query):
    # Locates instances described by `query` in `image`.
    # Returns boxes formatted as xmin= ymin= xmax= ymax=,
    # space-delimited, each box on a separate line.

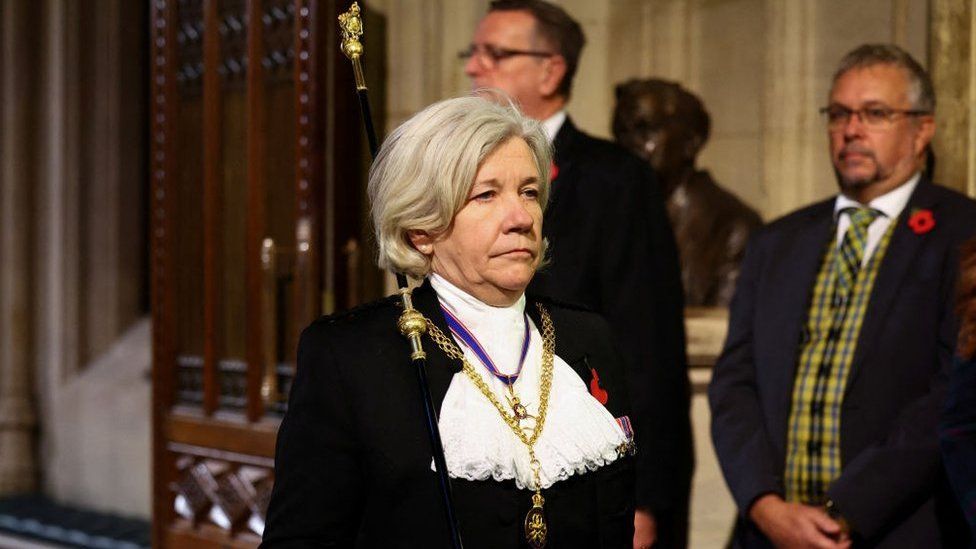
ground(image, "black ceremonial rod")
xmin=337 ymin=4 xmax=463 ymax=548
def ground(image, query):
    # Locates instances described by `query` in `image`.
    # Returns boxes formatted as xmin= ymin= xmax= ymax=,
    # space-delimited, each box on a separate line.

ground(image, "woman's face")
xmin=415 ymin=137 xmax=544 ymax=306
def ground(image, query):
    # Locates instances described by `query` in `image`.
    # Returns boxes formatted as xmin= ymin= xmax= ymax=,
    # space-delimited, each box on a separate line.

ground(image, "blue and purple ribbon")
xmin=616 ymin=416 xmax=633 ymax=440
xmin=439 ymin=305 xmax=530 ymax=385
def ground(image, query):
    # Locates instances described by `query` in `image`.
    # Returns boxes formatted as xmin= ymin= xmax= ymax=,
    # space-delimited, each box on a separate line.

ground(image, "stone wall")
xmin=931 ymin=0 xmax=976 ymax=196
xmin=0 ymin=0 xmax=149 ymax=517
xmin=371 ymin=0 xmax=935 ymax=219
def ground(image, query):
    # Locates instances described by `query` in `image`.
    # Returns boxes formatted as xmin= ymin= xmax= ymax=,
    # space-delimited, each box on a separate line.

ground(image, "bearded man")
xmin=710 ymin=43 xmax=976 ymax=548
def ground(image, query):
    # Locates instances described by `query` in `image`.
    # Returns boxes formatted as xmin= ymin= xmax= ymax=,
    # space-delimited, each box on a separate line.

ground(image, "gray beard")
xmin=833 ymin=166 xmax=880 ymax=192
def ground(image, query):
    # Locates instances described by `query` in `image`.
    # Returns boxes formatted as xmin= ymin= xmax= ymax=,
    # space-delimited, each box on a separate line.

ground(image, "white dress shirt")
xmin=430 ymin=273 xmax=628 ymax=490
xmin=833 ymin=172 xmax=920 ymax=267
xmin=541 ymin=110 xmax=567 ymax=144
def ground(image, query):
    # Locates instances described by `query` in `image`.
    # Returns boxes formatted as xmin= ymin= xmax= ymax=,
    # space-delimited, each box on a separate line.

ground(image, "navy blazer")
xmin=261 ymin=280 xmax=642 ymax=548
xmin=709 ymin=180 xmax=976 ymax=547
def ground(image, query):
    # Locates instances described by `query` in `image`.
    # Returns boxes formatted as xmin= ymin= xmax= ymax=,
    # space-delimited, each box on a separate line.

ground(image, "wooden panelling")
xmin=175 ymin=0 xmax=206 ymax=364
xmin=153 ymin=1 xmax=375 ymax=546
xmin=264 ymin=0 xmax=298 ymax=367
xmin=151 ymin=1 xmax=181 ymax=546
xmin=245 ymin=0 xmax=269 ymax=421
xmin=291 ymin=0 xmax=320 ymax=354
xmin=165 ymin=413 xmax=278 ymax=458
xmin=167 ymin=521 xmax=264 ymax=548
xmin=219 ymin=90 xmax=248 ymax=361
xmin=219 ymin=0 xmax=249 ymax=366
xmin=202 ymin=0 xmax=223 ymax=416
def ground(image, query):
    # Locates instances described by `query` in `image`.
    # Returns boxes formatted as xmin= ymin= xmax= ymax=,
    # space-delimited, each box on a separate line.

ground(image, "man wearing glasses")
xmin=710 ymin=43 xmax=976 ymax=548
xmin=462 ymin=2 xmax=693 ymax=549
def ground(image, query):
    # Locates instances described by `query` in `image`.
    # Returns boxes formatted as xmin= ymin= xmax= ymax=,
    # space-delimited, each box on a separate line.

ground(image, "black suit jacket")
xmin=709 ymin=179 xmax=976 ymax=547
xmin=262 ymin=281 xmax=642 ymax=548
xmin=528 ymin=117 xmax=693 ymax=516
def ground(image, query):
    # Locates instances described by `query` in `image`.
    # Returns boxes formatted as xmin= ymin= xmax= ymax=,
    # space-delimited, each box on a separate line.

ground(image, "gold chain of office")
xmin=422 ymin=302 xmax=555 ymax=548
xmin=423 ymin=303 xmax=554 ymax=450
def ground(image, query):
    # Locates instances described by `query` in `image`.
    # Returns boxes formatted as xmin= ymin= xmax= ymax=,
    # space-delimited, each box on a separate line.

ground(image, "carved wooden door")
xmin=149 ymin=0 xmax=378 ymax=546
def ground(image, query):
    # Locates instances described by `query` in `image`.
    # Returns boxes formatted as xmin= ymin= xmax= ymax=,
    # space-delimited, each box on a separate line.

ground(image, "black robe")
xmin=261 ymin=280 xmax=644 ymax=548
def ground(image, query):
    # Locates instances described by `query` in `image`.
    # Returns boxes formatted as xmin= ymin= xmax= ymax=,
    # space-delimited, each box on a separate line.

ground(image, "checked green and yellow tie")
xmin=836 ymin=207 xmax=882 ymax=293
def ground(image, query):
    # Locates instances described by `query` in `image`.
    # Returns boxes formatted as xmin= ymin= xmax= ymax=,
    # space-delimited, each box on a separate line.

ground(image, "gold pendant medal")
xmin=507 ymin=392 xmax=530 ymax=421
xmin=524 ymin=491 xmax=548 ymax=548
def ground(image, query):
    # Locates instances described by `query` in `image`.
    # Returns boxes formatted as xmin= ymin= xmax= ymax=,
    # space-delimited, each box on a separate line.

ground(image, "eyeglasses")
xmin=819 ymin=104 xmax=931 ymax=130
xmin=458 ymin=44 xmax=554 ymax=68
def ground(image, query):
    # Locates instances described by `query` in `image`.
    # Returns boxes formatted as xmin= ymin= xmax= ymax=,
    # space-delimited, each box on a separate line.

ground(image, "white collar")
xmin=432 ymin=269 xmax=630 ymax=489
xmin=429 ymin=273 xmax=526 ymax=317
xmin=541 ymin=110 xmax=567 ymax=143
xmin=429 ymin=274 xmax=527 ymax=373
xmin=833 ymin=172 xmax=921 ymax=220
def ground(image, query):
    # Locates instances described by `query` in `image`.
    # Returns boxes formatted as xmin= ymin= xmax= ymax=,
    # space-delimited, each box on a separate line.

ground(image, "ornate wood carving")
xmin=176 ymin=355 xmax=293 ymax=413
xmin=176 ymin=0 xmax=204 ymax=97
xmin=219 ymin=0 xmax=248 ymax=88
xmin=263 ymin=0 xmax=295 ymax=82
xmin=169 ymin=447 xmax=272 ymax=541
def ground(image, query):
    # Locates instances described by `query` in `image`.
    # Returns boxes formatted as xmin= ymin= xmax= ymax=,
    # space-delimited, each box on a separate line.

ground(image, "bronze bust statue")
xmin=613 ymin=78 xmax=762 ymax=307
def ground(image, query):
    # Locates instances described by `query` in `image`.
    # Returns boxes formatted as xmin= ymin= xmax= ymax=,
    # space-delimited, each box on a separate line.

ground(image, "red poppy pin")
xmin=589 ymin=368 xmax=609 ymax=405
xmin=550 ymin=161 xmax=559 ymax=182
xmin=907 ymin=208 xmax=935 ymax=235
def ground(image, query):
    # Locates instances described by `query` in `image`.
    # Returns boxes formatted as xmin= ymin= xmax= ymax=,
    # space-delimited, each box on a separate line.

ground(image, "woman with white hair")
xmin=262 ymin=95 xmax=646 ymax=548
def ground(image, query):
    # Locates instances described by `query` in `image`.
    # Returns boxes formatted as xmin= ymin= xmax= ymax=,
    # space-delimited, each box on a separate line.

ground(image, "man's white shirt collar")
xmin=831 ymin=172 xmax=921 ymax=264
xmin=541 ymin=110 xmax=567 ymax=143
xmin=833 ymin=172 xmax=921 ymax=221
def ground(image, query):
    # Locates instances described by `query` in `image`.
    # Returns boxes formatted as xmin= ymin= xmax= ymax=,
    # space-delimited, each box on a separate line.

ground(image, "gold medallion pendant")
xmin=524 ymin=492 xmax=548 ymax=548
xmin=508 ymin=394 xmax=530 ymax=420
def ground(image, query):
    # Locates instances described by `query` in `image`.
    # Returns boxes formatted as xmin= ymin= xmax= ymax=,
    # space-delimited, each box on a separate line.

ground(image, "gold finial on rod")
xmin=397 ymin=287 xmax=428 ymax=361
xmin=338 ymin=2 xmax=367 ymax=90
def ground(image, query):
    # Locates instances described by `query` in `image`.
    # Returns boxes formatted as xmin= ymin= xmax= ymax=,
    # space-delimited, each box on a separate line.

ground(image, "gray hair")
xmin=368 ymin=93 xmax=552 ymax=278
xmin=831 ymin=43 xmax=935 ymax=112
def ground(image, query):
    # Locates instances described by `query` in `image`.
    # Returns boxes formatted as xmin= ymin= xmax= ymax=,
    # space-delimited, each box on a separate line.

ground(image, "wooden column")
xmin=930 ymin=0 xmax=976 ymax=197
xmin=202 ymin=0 xmax=224 ymax=415
xmin=150 ymin=0 xmax=179 ymax=542
xmin=0 ymin=0 xmax=38 ymax=495
xmin=245 ymin=0 xmax=268 ymax=421
xmin=292 ymin=0 xmax=321 ymax=336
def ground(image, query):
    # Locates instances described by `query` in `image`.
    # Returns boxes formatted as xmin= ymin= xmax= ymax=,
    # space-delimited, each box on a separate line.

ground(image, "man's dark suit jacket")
xmin=261 ymin=280 xmax=643 ymax=548
xmin=528 ymin=117 xmax=694 ymax=533
xmin=709 ymin=179 xmax=976 ymax=548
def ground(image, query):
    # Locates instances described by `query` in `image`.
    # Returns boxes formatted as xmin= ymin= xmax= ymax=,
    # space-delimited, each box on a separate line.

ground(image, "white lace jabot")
xmin=429 ymin=274 xmax=628 ymax=490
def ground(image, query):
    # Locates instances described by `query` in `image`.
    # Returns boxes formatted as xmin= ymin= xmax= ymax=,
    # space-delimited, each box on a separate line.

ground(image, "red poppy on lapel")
xmin=907 ymin=208 xmax=935 ymax=235
xmin=589 ymin=368 xmax=608 ymax=404
xmin=550 ymin=161 xmax=559 ymax=182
